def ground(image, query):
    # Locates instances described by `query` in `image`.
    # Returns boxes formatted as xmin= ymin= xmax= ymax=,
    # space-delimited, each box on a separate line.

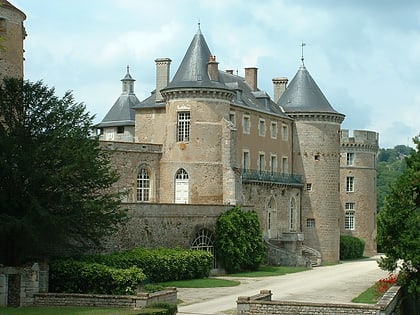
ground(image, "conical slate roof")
xmin=278 ymin=65 xmax=341 ymax=115
xmin=97 ymin=68 xmax=138 ymax=127
xmin=163 ymin=26 xmax=228 ymax=90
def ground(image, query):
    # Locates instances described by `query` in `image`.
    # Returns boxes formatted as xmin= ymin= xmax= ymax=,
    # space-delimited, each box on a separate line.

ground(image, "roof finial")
xmin=300 ymin=42 xmax=306 ymax=66
xmin=198 ymin=20 xmax=201 ymax=30
xmin=126 ymin=65 xmax=130 ymax=73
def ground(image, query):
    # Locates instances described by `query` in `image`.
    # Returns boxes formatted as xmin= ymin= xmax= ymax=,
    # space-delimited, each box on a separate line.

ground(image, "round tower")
xmin=278 ymin=65 xmax=345 ymax=263
xmin=340 ymin=129 xmax=379 ymax=256
xmin=0 ymin=0 xmax=26 ymax=81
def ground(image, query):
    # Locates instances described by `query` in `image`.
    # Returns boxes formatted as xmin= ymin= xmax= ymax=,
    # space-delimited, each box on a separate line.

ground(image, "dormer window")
xmin=117 ymin=126 xmax=124 ymax=134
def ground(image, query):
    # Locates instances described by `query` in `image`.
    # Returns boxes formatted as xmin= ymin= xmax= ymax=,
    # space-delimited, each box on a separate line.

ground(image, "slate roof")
xmin=278 ymin=65 xmax=342 ymax=115
xmin=97 ymin=68 xmax=138 ymax=127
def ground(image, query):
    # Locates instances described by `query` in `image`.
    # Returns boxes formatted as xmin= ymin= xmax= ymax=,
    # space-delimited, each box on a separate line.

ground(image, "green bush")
xmin=83 ymin=247 xmax=213 ymax=282
xmin=49 ymin=259 xmax=146 ymax=294
xmin=215 ymin=206 xmax=265 ymax=273
xmin=340 ymin=235 xmax=365 ymax=260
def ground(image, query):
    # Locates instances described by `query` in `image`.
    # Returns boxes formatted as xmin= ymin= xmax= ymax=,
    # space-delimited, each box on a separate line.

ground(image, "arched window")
xmin=137 ymin=168 xmax=150 ymax=202
xmin=175 ymin=168 xmax=189 ymax=203
xmin=191 ymin=229 xmax=216 ymax=268
xmin=289 ymin=197 xmax=297 ymax=231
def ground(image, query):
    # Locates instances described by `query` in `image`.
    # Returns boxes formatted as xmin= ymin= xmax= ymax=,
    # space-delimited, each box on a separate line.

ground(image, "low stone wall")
xmin=34 ymin=287 xmax=177 ymax=309
xmin=237 ymin=286 xmax=401 ymax=315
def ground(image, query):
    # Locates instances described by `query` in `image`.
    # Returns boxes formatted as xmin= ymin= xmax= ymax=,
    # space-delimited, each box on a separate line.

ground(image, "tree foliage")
xmin=377 ymin=136 xmax=420 ymax=294
xmin=215 ymin=206 xmax=265 ymax=273
xmin=0 ymin=78 xmax=126 ymax=265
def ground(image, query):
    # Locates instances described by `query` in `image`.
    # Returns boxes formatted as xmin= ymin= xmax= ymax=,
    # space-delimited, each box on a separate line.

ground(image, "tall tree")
xmin=0 ymin=78 xmax=126 ymax=265
xmin=377 ymin=136 xmax=420 ymax=294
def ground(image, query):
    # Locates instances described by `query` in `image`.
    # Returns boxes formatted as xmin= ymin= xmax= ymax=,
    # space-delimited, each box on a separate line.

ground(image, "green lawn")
xmin=0 ymin=306 xmax=144 ymax=315
xmin=228 ymin=265 xmax=309 ymax=277
xmin=352 ymin=285 xmax=379 ymax=304
xmin=160 ymin=277 xmax=240 ymax=288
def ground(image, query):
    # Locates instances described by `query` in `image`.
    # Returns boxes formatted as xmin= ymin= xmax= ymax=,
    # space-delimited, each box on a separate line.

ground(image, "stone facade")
xmin=0 ymin=0 xmax=26 ymax=81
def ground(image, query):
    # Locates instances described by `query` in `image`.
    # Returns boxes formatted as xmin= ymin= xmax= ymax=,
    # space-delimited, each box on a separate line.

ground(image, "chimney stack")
xmin=245 ymin=67 xmax=258 ymax=91
xmin=155 ymin=58 xmax=172 ymax=102
xmin=272 ymin=77 xmax=288 ymax=103
xmin=208 ymin=55 xmax=219 ymax=81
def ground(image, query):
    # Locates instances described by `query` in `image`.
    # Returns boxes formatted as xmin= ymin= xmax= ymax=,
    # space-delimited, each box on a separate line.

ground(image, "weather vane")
xmin=300 ymin=42 xmax=306 ymax=65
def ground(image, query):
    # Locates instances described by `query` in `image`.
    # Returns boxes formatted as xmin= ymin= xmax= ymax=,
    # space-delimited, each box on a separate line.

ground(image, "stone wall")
xmin=237 ymin=287 xmax=401 ymax=315
xmin=34 ymin=288 xmax=177 ymax=309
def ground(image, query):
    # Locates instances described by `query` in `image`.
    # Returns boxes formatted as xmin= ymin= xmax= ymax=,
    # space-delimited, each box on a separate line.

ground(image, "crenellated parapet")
xmin=340 ymin=129 xmax=379 ymax=152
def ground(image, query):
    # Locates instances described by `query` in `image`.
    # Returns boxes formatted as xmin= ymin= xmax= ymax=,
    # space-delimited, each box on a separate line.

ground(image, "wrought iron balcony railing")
xmin=239 ymin=168 xmax=302 ymax=186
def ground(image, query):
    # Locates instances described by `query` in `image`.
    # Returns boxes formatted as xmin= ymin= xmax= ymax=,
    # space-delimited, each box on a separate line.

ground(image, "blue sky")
xmin=13 ymin=0 xmax=420 ymax=148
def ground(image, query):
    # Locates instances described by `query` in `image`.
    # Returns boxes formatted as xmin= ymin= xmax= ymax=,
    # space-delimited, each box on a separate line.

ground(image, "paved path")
xmin=177 ymin=256 xmax=389 ymax=315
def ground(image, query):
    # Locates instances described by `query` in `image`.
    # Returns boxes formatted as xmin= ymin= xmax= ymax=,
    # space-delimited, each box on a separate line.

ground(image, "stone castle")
xmin=2 ymin=1 xmax=379 ymax=267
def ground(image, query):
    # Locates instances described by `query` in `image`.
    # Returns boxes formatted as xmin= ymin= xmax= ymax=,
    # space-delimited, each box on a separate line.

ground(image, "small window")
xmin=259 ymin=118 xmax=266 ymax=136
xmin=0 ymin=18 xmax=7 ymax=33
xmin=282 ymin=157 xmax=288 ymax=174
xmin=346 ymin=176 xmax=354 ymax=192
xmin=270 ymin=121 xmax=277 ymax=139
xmin=270 ymin=155 xmax=277 ymax=174
xmin=347 ymin=152 xmax=355 ymax=166
xmin=96 ymin=128 xmax=104 ymax=135
xmin=306 ymin=183 xmax=312 ymax=191
xmin=314 ymin=154 xmax=320 ymax=161
xmin=243 ymin=115 xmax=250 ymax=134
xmin=117 ymin=126 xmax=124 ymax=134
xmin=177 ymin=111 xmax=190 ymax=142
xmin=282 ymin=124 xmax=288 ymax=141
xmin=306 ymin=218 xmax=315 ymax=228
xmin=290 ymin=197 xmax=297 ymax=231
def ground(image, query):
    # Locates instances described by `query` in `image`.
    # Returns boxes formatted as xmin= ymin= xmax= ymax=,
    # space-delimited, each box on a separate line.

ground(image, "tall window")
xmin=282 ymin=124 xmax=288 ymax=141
xmin=243 ymin=150 xmax=250 ymax=170
xmin=137 ymin=168 xmax=150 ymax=202
xmin=347 ymin=152 xmax=355 ymax=166
xmin=290 ymin=197 xmax=297 ymax=231
xmin=243 ymin=115 xmax=250 ymax=134
xmin=270 ymin=155 xmax=277 ymax=174
xmin=229 ymin=111 xmax=236 ymax=125
xmin=259 ymin=119 xmax=266 ymax=136
xmin=346 ymin=176 xmax=354 ymax=192
xmin=177 ymin=112 xmax=190 ymax=142
xmin=258 ymin=153 xmax=265 ymax=172
xmin=270 ymin=121 xmax=277 ymax=139
xmin=282 ymin=157 xmax=288 ymax=174
xmin=345 ymin=203 xmax=355 ymax=230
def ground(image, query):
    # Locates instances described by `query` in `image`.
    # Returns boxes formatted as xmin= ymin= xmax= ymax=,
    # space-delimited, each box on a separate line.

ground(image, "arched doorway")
xmin=175 ymin=168 xmax=189 ymax=203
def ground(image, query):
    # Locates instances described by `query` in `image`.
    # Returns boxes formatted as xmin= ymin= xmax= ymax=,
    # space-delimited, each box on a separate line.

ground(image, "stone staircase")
xmin=302 ymin=245 xmax=322 ymax=267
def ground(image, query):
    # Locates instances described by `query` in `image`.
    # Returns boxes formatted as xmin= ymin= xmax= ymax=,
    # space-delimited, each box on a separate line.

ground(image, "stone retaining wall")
xmin=237 ymin=286 xmax=401 ymax=315
xmin=34 ymin=287 xmax=177 ymax=309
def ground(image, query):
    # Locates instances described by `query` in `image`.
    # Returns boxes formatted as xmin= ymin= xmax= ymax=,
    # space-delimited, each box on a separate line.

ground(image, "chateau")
xmin=2 ymin=1 xmax=379 ymax=267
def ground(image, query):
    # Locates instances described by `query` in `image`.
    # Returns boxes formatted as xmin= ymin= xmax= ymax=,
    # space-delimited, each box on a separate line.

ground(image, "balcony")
xmin=239 ymin=169 xmax=302 ymax=186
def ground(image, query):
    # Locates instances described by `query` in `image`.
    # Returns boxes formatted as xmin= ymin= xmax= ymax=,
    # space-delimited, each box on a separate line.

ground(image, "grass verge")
xmin=352 ymin=285 xmax=379 ymax=304
xmin=160 ymin=277 xmax=240 ymax=288
xmin=228 ymin=265 xmax=309 ymax=277
xmin=0 ymin=306 xmax=142 ymax=315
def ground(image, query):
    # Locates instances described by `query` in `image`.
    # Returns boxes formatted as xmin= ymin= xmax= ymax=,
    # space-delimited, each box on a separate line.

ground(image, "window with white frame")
xmin=306 ymin=183 xmax=313 ymax=191
xmin=242 ymin=115 xmax=250 ymax=134
xmin=345 ymin=203 xmax=355 ymax=230
xmin=346 ymin=176 xmax=354 ymax=192
xmin=177 ymin=111 xmax=190 ymax=142
xmin=270 ymin=121 xmax=277 ymax=139
xmin=282 ymin=124 xmax=288 ymax=141
xmin=137 ymin=168 xmax=150 ymax=202
xmin=347 ymin=152 xmax=355 ymax=166
xmin=259 ymin=118 xmax=266 ymax=136
xmin=290 ymin=197 xmax=297 ymax=231
xmin=243 ymin=150 xmax=250 ymax=170
xmin=258 ymin=153 xmax=265 ymax=172
xmin=270 ymin=155 xmax=277 ymax=174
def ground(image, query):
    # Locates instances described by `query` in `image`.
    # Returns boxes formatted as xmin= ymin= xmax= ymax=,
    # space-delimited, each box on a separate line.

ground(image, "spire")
xmin=300 ymin=42 xmax=306 ymax=66
xmin=278 ymin=65 xmax=342 ymax=115
xmin=121 ymin=65 xmax=135 ymax=94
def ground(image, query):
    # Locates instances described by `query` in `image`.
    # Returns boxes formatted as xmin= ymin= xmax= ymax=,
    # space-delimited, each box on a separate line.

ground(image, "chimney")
xmin=272 ymin=77 xmax=288 ymax=103
xmin=208 ymin=55 xmax=219 ymax=81
xmin=245 ymin=67 xmax=258 ymax=91
xmin=155 ymin=58 xmax=172 ymax=102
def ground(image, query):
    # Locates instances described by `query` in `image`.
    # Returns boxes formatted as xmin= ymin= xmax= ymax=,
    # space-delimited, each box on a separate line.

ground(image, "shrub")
xmin=340 ymin=235 xmax=365 ymax=260
xmin=136 ymin=303 xmax=177 ymax=315
xmin=49 ymin=259 xmax=146 ymax=294
xmin=83 ymin=247 xmax=213 ymax=282
xmin=215 ymin=206 xmax=265 ymax=273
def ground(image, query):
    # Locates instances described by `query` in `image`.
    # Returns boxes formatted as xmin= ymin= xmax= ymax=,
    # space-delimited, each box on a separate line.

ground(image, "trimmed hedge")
xmin=340 ymin=235 xmax=365 ymax=260
xmin=49 ymin=259 xmax=146 ymax=294
xmin=82 ymin=247 xmax=213 ymax=282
